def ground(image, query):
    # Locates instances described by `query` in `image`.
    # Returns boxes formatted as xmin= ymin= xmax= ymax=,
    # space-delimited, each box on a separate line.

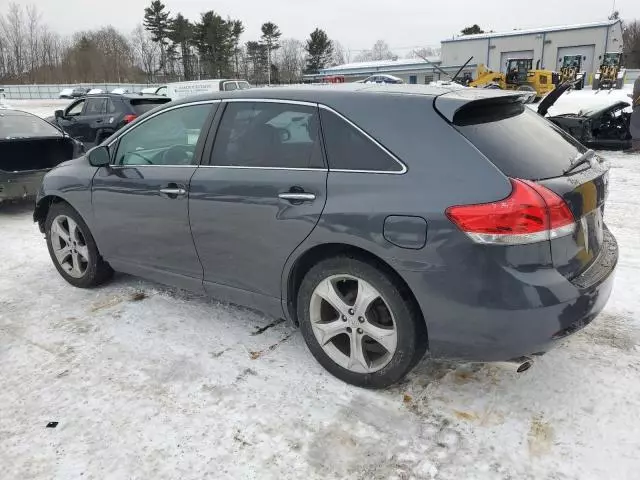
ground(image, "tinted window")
xmin=0 ymin=112 xmax=61 ymax=139
xmin=115 ymin=104 xmax=212 ymax=166
xmin=319 ymin=109 xmax=403 ymax=172
xmin=66 ymin=100 xmax=85 ymax=116
xmin=85 ymin=97 xmax=106 ymax=115
xmin=107 ymin=98 xmax=117 ymax=114
xmin=129 ymin=98 xmax=171 ymax=115
xmin=453 ymin=103 xmax=587 ymax=180
xmin=211 ymin=102 xmax=324 ymax=169
xmin=223 ymin=81 xmax=238 ymax=91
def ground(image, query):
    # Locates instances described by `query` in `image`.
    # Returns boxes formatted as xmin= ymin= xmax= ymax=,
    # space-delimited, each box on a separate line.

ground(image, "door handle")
xmin=160 ymin=188 xmax=187 ymax=196
xmin=278 ymin=192 xmax=316 ymax=202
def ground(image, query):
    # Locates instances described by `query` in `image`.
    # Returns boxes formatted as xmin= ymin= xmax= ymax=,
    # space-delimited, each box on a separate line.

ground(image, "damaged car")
xmin=538 ymin=82 xmax=632 ymax=150
xmin=1 ymin=109 xmax=84 ymax=203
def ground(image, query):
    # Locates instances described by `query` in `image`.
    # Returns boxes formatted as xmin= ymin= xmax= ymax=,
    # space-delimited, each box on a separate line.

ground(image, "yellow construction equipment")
xmin=469 ymin=59 xmax=556 ymax=101
xmin=559 ymin=55 xmax=586 ymax=90
xmin=592 ymin=52 xmax=626 ymax=91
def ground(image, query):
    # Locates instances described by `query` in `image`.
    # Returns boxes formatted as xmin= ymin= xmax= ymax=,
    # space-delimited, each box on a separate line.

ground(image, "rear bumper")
xmin=0 ymin=171 xmax=46 ymax=202
xmin=401 ymin=230 xmax=618 ymax=362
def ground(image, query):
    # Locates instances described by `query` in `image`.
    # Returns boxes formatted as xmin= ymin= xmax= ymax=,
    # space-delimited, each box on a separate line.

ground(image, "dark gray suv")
xmin=34 ymin=84 xmax=617 ymax=388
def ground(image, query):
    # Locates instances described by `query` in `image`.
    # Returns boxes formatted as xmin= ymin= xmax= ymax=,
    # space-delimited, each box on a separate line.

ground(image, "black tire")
xmin=45 ymin=201 xmax=113 ymax=288
xmin=297 ymin=256 xmax=427 ymax=389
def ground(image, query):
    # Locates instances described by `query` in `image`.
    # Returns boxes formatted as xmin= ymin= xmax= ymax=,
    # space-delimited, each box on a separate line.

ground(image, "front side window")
xmin=66 ymin=100 xmax=85 ymax=116
xmin=319 ymin=109 xmax=404 ymax=172
xmin=211 ymin=102 xmax=324 ymax=169
xmin=115 ymin=104 xmax=212 ymax=166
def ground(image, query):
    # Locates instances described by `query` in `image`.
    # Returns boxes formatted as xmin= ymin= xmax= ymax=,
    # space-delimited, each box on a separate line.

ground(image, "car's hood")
xmin=537 ymin=81 xmax=574 ymax=117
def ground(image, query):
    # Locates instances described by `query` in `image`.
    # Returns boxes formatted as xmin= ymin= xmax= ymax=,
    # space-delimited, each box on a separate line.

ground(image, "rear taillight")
xmin=446 ymin=178 xmax=575 ymax=245
xmin=123 ymin=114 xmax=138 ymax=124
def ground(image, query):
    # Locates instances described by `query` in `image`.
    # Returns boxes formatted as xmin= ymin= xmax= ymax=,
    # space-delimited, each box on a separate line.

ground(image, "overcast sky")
xmin=12 ymin=0 xmax=640 ymax=54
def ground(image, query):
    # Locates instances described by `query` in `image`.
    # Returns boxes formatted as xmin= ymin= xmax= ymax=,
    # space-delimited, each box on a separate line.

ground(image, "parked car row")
xmin=31 ymin=84 xmax=617 ymax=388
xmin=59 ymin=87 xmax=133 ymax=98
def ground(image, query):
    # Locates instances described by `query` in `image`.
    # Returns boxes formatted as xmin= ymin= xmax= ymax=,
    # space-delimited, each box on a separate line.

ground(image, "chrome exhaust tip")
xmin=494 ymin=356 xmax=534 ymax=373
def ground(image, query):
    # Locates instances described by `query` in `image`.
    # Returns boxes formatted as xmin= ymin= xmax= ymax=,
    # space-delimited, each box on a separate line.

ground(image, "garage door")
xmin=500 ymin=50 xmax=534 ymax=72
xmin=556 ymin=45 xmax=596 ymax=74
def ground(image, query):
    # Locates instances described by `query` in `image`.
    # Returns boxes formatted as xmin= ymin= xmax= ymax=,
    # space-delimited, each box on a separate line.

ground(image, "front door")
xmin=91 ymin=101 xmax=218 ymax=291
xmin=57 ymin=99 xmax=86 ymax=141
xmin=78 ymin=96 xmax=108 ymax=146
xmin=189 ymin=100 xmax=328 ymax=314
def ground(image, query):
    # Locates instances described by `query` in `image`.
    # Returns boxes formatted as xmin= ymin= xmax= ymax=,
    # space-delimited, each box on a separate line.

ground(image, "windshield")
xmin=0 ymin=112 xmax=62 ymax=139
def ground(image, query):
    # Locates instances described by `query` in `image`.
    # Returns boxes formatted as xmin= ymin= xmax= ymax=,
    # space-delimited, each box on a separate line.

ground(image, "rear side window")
xmin=453 ymin=101 xmax=587 ymax=180
xmin=211 ymin=102 xmax=324 ymax=169
xmin=129 ymin=98 xmax=172 ymax=115
xmin=85 ymin=97 xmax=106 ymax=114
xmin=319 ymin=109 xmax=403 ymax=172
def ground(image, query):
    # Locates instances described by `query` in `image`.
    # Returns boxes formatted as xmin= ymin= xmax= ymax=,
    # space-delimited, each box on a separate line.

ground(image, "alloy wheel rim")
xmin=50 ymin=215 xmax=90 ymax=278
xmin=309 ymin=275 xmax=397 ymax=374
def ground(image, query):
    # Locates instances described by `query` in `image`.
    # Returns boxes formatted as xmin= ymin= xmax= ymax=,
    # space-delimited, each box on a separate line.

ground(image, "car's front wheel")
xmin=45 ymin=202 xmax=113 ymax=288
xmin=297 ymin=256 xmax=427 ymax=388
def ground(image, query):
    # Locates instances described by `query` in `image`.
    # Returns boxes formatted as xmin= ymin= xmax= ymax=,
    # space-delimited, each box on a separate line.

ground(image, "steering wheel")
xmin=161 ymin=144 xmax=194 ymax=165
xmin=123 ymin=151 xmax=153 ymax=165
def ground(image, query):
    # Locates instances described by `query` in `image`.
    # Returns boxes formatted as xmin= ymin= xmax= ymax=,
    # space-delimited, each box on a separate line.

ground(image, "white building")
xmin=440 ymin=20 xmax=623 ymax=75
xmin=304 ymin=57 xmax=477 ymax=85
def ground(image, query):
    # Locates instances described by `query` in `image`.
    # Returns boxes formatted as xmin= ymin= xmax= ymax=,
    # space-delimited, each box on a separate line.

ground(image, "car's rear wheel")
xmin=297 ymin=256 xmax=427 ymax=388
xmin=45 ymin=202 xmax=113 ymax=288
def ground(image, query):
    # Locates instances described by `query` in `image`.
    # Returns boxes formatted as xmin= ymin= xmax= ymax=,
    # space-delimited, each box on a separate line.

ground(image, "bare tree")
xmin=25 ymin=4 xmax=41 ymax=82
xmin=623 ymin=20 xmax=640 ymax=69
xmin=132 ymin=24 xmax=160 ymax=82
xmin=0 ymin=3 xmax=26 ymax=78
xmin=331 ymin=41 xmax=350 ymax=66
xmin=355 ymin=40 xmax=396 ymax=62
xmin=275 ymin=38 xmax=305 ymax=83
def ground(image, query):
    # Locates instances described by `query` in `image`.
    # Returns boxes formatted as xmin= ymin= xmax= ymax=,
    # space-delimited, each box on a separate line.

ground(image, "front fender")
xmin=34 ymin=157 xmax=97 ymax=232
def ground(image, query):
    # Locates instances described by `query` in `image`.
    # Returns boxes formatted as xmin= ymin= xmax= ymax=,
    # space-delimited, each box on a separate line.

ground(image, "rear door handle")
xmin=278 ymin=192 xmax=316 ymax=202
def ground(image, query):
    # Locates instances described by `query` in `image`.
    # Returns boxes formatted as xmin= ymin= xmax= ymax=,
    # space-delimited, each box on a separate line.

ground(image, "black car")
xmin=47 ymin=94 xmax=171 ymax=147
xmin=1 ymin=109 xmax=84 ymax=203
xmin=538 ymin=81 xmax=633 ymax=150
xmin=34 ymin=85 xmax=616 ymax=388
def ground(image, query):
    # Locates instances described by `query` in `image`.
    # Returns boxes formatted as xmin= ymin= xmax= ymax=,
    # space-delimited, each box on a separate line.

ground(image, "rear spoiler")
xmin=434 ymin=89 xmax=530 ymax=123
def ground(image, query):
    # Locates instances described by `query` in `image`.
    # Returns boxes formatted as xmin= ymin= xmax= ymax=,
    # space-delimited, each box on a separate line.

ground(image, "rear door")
xmin=79 ymin=96 xmax=108 ymax=145
xmin=189 ymin=100 xmax=328 ymax=312
xmin=448 ymin=98 xmax=610 ymax=280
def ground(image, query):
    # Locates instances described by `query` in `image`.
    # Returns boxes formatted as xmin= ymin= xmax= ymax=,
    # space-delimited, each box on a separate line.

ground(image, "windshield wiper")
xmin=564 ymin=149 xmax=596 ymax=175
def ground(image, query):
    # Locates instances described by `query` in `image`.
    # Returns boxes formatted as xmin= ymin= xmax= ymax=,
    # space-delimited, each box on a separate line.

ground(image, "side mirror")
xmin=87 ymin=146 xmax=111 ymax=167
xmin=54 ymin=109 xmax=64 ymax=119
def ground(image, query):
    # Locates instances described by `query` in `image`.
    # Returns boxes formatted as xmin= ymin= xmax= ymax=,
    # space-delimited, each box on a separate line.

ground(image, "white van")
xmin=156 ymin=79 xmax=251 ymax=100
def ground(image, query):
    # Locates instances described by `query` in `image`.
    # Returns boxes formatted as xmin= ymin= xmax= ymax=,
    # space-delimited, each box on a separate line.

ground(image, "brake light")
xmin=446 ymin=178 xmax=575 ymax=245
xmin=123 ymin=114 xmax=137 ymax=124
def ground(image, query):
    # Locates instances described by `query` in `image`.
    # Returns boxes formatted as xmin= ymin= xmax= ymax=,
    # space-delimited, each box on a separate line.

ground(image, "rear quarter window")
xmin=129 ymin=98 xmax=172 ymax=115
xmin=319 ymin=109 xmax=404 ymax=172
xmin=453 ymin=101 xmax=587 ymax=180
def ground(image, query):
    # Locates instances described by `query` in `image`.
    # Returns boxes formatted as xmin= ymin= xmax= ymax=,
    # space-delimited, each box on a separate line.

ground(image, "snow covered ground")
xmin=1 ymin=95 xmax=640 ymax=480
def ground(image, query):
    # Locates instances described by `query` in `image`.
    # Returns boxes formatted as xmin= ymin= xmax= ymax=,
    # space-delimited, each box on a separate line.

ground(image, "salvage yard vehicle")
xmin=47 ymin=93 xmax=171 ymax=147
xmin=156 ymin=79 xmax=251 ymax=100
xmin=558 ymin=55 xmax=586 ymax=90
xmin=34 ymin=85 xmax=617 ymax=388
xmin=1 ymin=109 xmax=84 ymax=203
xmin=469 ymin=59 xmax=556 ymax=101
xmin=592 ymin=52 xmax=626 ymax=91
xmin=538 ymin=81 xmax=633 ymax=150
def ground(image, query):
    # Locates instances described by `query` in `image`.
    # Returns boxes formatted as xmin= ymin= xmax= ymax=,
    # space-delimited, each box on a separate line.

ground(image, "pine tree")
xmin=304 ymin=28 xmax=333 ymax=74
xmin=246 ymin=40 xmax=268 ymax=84
xmin=194 ymin=11 xmax=234 ymax=78
xmin=461 ymin=24 xmax=484 ymax=35
xmin=230 ymin=20 xmax=244 ymax=78
xmin=169 ymin=14 xmax=194 ymax=80
xmin=143 ymin=0 xmax=171 ymax=78
xmin=260 ymin=22 xmax=282 ymax=84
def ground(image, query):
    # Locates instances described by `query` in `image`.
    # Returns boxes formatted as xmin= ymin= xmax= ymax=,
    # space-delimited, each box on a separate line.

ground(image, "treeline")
xmin=0 ymin=1 xmax=342 ymax=84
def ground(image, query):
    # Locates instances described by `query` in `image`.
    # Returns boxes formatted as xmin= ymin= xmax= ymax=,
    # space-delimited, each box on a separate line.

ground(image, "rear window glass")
xmin=454 ymin=102 xmax=587 ymax=180
xmin=0 ymin=112 xmax=61 ymax=139
xmin=129 ymin=98 xmax=171 ymax=115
